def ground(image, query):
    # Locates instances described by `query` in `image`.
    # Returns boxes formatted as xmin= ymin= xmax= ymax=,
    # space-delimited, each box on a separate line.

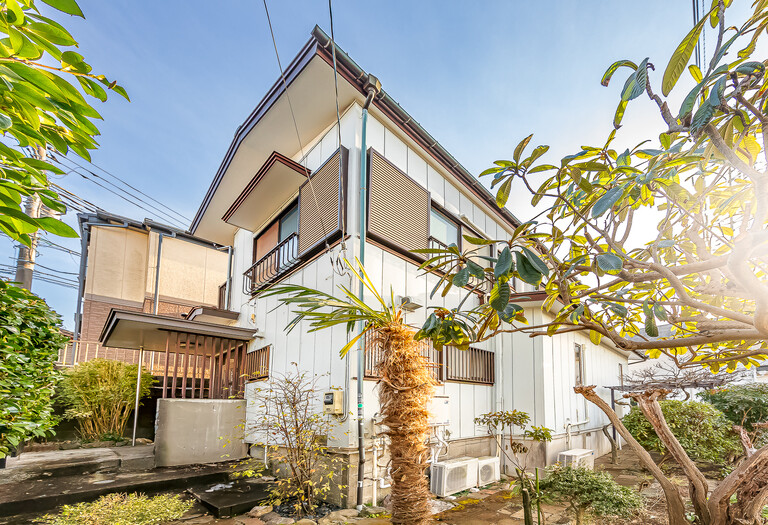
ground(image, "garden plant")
xmin=57 ymin=359 xmax=154 ymax=441
xmin=36 ymin=492 xmax=192 ymax=525
xmin=538 ymin=464 xmax=643 ymax=525
xmin=700 ymin=383 xmax=768 ymax=448
xmin=0 ymin=278 xmax=65 ymax=460
xmin=622 ymin=399 xmax=741 ymax=465
xmin=245 ymin=365 xmax=345 ymax=517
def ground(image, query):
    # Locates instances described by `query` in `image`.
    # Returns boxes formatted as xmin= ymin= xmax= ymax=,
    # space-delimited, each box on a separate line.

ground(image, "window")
xmin=244 ymin=345 xmax=270 ymax=381
xmin=619 ymin=363 xmax=624 ymax=389
xmin=253 ymin=201 xmax=299 ymax=263
xmin=363 ymin=329 xmax=494 ymax=385
xmin=574 ymin=343 xmax=584 ymax=386
xmin=430 ymin=208 xmax=460 ymax=248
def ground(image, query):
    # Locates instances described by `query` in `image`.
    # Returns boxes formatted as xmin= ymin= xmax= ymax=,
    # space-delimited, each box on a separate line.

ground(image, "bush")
xmin=539 ymin=465 xmax=642 ymax=525
xmin=57 ymin=359 xmax=154 ymax=440
xmin=622 ymin=400 xmax=741 ymax=463
xmin=0 ymin=279 xmax=66 ymax=459
xmin=245 ymin=365 xmax=345 ymax=517
xmin=699 ymin=384 xmax=768 ymax=432
xmin=36 ymin=493 xmax=192 ymax=525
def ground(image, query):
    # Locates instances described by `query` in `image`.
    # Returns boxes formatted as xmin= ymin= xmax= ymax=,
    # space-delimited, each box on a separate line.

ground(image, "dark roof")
xmin=190 ymin=25 xmax=521 ymax=235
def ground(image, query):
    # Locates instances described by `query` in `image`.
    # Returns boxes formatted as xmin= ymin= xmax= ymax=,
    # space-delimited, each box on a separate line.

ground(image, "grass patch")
xmin=36 ymin=493 xmax=193 ymax=525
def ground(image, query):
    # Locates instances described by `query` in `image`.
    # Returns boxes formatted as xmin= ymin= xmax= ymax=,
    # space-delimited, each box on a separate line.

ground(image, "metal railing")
xmin=243 ymin=232 xmax=300 ymax=294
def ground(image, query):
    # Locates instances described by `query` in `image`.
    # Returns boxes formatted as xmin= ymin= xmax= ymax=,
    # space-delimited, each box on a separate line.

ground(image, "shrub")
xmin=539 ymin=465 xmax=642 ymax=525
xmin=36 ymin=493 xmax=192 ymax=525
xmin=699 ymin=384 xmax=768 ymax=432
xmin=0 ymin=279 xmax=66 ymax=459
xmin=622 ymin=400 xmax=741 ymax=463
xmin=245 ymin=365 xmax=345 ymax=517
xmin=57 ymin=359 xmax=154 ymax=440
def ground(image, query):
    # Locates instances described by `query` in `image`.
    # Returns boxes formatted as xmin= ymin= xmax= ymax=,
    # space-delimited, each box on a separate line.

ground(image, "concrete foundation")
xmin=155 ymin=398 xmax=247 ymax=467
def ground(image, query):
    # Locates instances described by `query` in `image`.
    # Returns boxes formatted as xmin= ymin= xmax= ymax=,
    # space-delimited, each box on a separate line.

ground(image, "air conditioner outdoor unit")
xmin=557 ymin=448 xmax=595 ymax=469
xmin=477 ymin=456 xmax=500 ymax=486
xmin=430 ymin=457 xmax=478 ymax=497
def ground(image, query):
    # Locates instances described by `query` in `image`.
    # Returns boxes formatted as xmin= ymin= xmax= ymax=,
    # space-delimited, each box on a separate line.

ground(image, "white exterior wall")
xmin=233 ymin=103 xmax=629 ymax=462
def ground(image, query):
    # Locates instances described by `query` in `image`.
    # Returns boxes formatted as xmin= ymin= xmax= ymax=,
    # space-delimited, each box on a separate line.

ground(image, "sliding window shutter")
xmin=367 ymin=148 xmax=429 ymax=253
xmin=298 ymin=147 xmax=347 ymax=255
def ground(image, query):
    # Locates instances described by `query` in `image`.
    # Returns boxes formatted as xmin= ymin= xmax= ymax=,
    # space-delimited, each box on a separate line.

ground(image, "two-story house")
xmin=184 ymin=27 xmax=636 ymax=505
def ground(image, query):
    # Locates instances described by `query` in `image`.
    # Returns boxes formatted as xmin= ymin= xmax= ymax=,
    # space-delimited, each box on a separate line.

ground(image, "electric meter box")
xmin=323 ymin=391 xmax=343 ymax=415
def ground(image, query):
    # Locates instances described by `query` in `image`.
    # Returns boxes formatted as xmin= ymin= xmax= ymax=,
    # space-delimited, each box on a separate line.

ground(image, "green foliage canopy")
xmin=0 ymin=277 xmax=65 ymax=458
xmin=699 ymin=383 xmax=768 ymax=431
xmin=417 ymin=0 xmax=768 ymax=373
xmin=622 ymin=399 xmax=741 ymax=463
xmin=0 ymin=0 xmax=128 ymax=244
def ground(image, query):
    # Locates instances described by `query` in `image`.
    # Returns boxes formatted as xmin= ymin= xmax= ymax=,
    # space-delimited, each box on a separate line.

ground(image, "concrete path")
xmin=1 ymin=444 xmax=156 ymax=485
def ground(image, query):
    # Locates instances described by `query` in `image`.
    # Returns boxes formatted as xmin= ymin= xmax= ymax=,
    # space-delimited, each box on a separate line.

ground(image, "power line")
xmin=9 ymin=259 xmax=79 ymax=275
xmin=52 ymin=151 xmax=192 ymax=224
xmin=262 ymin=0 xmax=332 ymax=255
xmin=50 ymin=154 xmax=188 ymax=229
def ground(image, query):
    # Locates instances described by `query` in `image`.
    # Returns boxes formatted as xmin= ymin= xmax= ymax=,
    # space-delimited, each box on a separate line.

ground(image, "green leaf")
xmin=462 ymin=235 xmax=494 ymax=246
xmin=500 ymin=303 xmax=523 ymax=323
xmin=662 ymin=11 xmax=710 ymax=96
xmin=601 ymin=59 xmax=637 ymax=87
xmin=645 ymin=313 xmax=659 ymax=337
xmin=514 ymin=134 xmax=533 ymax=163
xmin=490 ymin=280 xmax=511 ymax=312
xmin=452 ymin=266 xmax=470 ymax=288
xmin=620 ymin=58 xmax=649 ymax=101
xmin=496 ymin=178 xmax=512 ymax=208
xmin=494 ymin=246 xmax=513 ymax=278
xmin=466 ymin=259 xmax=485 ymax=280
xmin=0 ymin=113 xmax=11 ymax=130
xmin=520 ymin=246 xmax=549 ymax=275
xmin=595 ymin=253 xmax=623 ymax=274
xmin=514 ymin=250 xmax=542 ymax=286
xmin=688 ymin=64 xmax=703 ymax=83
xmin=40 ymin=0 xmax=85 ymax=17
xmin=678 ymin=80 xmax=704 ymax=120
xmin=591 ymin=186 xmax=624 ymax=218
xmin=27 ymin=21 xmax=76 ymax=46
xmin=36 ymin=216 xmax=78 ymax=237
xmin=613 ymin=99 xmax=628 ymax=129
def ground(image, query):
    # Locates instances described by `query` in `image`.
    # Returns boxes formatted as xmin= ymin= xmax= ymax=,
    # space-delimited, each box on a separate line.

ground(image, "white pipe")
xmin=372 ymin=441 xmax=378 ymax=506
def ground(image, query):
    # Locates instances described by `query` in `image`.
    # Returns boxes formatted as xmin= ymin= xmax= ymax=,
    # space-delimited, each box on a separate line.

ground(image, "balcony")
xmin=243 ymin=232 xmax=300 ymax=294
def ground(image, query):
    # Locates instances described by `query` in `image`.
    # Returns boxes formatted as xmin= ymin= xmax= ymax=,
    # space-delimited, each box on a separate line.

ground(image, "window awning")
xmin=222 ymin=151 xmax=309 ymax=232
xmin=99 ymin=309 xmax=258 ymax=352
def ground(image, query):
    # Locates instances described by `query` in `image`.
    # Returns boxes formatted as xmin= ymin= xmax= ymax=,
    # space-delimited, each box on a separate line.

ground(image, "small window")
xmin=430 ymin=208 xmax=460 ymax=247
xmin=253 ymin=200 xmax=299 ymax=263
xmin=279 ymin=203 xmax=299 ymax=242
xmin=574 ymin=343 xmax=584 ymax=386
xmin=619 ymin=363 xmax=624 ymax=388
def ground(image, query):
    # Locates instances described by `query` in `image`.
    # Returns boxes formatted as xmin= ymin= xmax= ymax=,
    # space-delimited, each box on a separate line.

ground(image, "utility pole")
xmin=13 ymin=146 xmax=46 ymax=290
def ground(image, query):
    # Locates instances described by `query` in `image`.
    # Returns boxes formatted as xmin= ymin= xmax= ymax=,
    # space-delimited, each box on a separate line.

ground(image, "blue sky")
xmin=0 ymin=0 xmax=753 ymax=330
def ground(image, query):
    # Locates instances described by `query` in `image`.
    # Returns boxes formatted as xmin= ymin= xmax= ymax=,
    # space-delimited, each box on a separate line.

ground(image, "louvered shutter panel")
xmin=298 ymin=148 xmax=346 ymax=255
xmin=368 ymin=149 xmax=429 ymax=252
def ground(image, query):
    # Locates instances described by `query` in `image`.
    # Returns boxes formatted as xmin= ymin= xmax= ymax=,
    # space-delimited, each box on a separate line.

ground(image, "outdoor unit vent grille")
xmin=367 ymin=149 xmax=429 ymax=253
xmin=298 ymin=148 xmax=346 ymax=255
xmin=430 ymin=457 xmax=478 ymax=497
xmin=477 ymin=456 xmax=500 ymax=486
xmin=557 ymin=448 xmax=595 ymax=469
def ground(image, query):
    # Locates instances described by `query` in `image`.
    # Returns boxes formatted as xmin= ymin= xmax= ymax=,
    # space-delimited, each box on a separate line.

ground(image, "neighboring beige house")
xmin=73 ymin=211 xmax=233 ymax=348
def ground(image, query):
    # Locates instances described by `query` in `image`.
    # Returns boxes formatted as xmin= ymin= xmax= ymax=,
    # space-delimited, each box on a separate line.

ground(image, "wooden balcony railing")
xmin=244 ymin=232 xmax=300 ymax=294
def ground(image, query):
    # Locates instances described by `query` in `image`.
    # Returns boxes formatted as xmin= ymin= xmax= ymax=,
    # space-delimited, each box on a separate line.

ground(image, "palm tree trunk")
xmin=377 ymin=323 xmax=435 ymax=525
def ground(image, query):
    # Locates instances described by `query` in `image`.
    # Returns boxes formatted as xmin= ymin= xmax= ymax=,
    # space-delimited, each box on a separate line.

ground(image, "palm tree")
xmin=262 ymin=260 xmax=435 ymax=525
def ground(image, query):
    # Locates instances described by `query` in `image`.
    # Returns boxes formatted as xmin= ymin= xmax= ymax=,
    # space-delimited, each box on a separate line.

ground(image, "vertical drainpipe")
xmin=357 ymin=75 xmax=381 ymax=509
xmin=153 ymin=233 xmax=164 ymax=315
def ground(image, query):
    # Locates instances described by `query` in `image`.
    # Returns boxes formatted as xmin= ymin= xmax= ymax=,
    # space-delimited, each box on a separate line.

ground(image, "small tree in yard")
xmin=475 ymin=410 xmax=552 ymax=524
xmin=419 ymin=1 xmax=768 ymax=522
xmin=0 ymin=278 xmax=65 ymax=459
xmin=57 ymin=359 xmax=154 ymax=441
xmin=262 ymin=260 xmax=437 ymax=525
xmin=539 ymin=464 xmax=643 ymax=525
xmin=622 ymin=399 xmax=741 ymax=464
xmin=246 ymin=365 xmax=345 ymax=517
